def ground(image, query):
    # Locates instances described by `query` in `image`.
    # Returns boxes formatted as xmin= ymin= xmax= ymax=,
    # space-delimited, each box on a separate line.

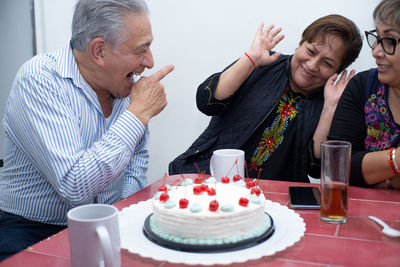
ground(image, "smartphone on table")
xmin=289 ymin=186 xmax=321 ymax=209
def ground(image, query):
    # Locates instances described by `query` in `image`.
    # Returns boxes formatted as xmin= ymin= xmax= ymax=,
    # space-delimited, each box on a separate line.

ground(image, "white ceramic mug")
xmin=210 ymin=149 xmax=245 ymax=181
xmin=67 ymin=204 xmax=121 ymax=267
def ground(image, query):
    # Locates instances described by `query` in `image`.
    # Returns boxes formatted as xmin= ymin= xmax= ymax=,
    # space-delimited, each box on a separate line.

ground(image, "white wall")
xmin=0 ymin=0 xmax=35 ymax=160
xmin=34 ymin=0 xmax=380 ymax=185
xmin=34 ymin=0 xmax=75 ymax=53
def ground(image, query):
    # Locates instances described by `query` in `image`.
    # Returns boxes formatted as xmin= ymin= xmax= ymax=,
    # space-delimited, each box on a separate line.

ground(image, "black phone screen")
xmin=288 ymin=186 xmax=320 ymax=210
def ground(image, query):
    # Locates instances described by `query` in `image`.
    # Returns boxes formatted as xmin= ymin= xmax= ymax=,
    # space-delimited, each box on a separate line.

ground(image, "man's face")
xmin=101 ymin=13 xmax=154 ymax=99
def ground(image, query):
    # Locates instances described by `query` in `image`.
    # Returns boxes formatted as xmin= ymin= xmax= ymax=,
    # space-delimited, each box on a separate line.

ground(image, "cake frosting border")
xmin=143 ymin=212 xmax=275 ymax=252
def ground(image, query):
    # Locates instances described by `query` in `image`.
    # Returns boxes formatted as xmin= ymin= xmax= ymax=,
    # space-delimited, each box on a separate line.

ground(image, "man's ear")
xmin=89 ymin=38 xmax=106 ymax=66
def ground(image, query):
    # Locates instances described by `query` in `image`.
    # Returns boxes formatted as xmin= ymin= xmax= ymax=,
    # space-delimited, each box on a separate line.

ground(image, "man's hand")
xmin=128 ymin=64 xmax=175 ymax=125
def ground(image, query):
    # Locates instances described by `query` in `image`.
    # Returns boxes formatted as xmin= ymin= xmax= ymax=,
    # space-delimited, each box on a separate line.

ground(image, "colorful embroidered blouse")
xmin=365 ymin=81 xmax=400 ymax=151
xmin=241 ymin=85 xmax=304 ymax=179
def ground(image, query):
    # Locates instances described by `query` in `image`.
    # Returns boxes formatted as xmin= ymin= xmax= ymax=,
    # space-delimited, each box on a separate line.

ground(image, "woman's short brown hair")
xmin=299 ymin=14 xmax=362 ymax=73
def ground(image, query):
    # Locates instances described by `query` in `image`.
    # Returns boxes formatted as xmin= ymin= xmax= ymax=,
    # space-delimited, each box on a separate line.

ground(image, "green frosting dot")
xmin=164 ymin=199 xmax=176 ymax=209
xmin=154 ymin=191 xmax=163 ymax=200
xmin=249 ymin=194 xmax=261 ymax=204
xmin=189 ymin=203 xmax=202 ymax=213
xmin=221 ymin=203 xmax=235 ymax=212
xmin=234 ymin=180 xmax=246 ymax=187
xmin=181 ymin=179 xmax=193 ymax=186
xmin=205 ymin=177 xmax=217 ymax=184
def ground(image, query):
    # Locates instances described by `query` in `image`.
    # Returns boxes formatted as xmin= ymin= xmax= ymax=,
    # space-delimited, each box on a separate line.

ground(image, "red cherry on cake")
xmin=246 ymin=181 xmax=255 ymax=189
xmin=207 ymin=188 xmax=216 ymax=196
xmin=221 ymin=177 xmax=230 ymax=183
xmin=158 ymin=185 xmax=167 ymax=192
xmin=159 ymin=192 xmax=169 ymax=202
xmin=209 ymin=200 xmax=219 ymax=211
xmin=194 ymin=177 xmax=203 ymax=184
xmin=179 ymin=198 xmax=189 ymax=208
xmin=193 ymin=185 xmax=202 ymax=195
xmin=239 ymin=197 xmax=249 ymax=207
xmin=251 ymin=187 xmax=261 ymax=196
xmin=233 ymin=175 xmax=242 ymax=182
xmin=200 ymin=184 xmax=209 ymax=192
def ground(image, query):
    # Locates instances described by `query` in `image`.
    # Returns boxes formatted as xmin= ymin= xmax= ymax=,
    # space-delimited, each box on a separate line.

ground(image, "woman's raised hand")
xmin=247 ymin=23 xmax=285 ymax=68
xmin=213 ymin=23 xmax=284 ymax=101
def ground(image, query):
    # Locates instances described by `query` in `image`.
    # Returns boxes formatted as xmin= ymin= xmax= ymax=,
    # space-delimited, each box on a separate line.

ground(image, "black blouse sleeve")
xmin=328 ymin=70 xmax=370 ymax=187
xmin=196 ymin=61 xmax=237 ymax=116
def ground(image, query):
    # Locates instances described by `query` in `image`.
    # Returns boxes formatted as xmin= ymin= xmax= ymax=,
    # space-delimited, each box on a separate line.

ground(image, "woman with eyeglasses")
xmin=329 ymin=0 xmax=400 ymax=189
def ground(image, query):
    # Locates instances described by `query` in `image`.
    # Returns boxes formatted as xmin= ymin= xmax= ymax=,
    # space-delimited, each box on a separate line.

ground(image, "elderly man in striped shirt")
xmin=0 ymin=0 xmax=174 ymax=261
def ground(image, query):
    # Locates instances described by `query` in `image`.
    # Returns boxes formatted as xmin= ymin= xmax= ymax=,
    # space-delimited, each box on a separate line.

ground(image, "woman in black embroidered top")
xmin=329 ymin=0 xmax=400 ymax=189
xmin=169 ymin=15 xmax=362 ymax=182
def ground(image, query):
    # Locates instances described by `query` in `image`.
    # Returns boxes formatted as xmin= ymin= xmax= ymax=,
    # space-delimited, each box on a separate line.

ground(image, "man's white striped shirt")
xmin=0 ymin=43 xmax=149 ymax=225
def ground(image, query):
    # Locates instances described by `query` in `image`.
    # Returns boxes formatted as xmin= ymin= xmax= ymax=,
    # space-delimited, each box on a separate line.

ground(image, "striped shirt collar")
xmin=56 ymin=42 xmax=103 ymax=113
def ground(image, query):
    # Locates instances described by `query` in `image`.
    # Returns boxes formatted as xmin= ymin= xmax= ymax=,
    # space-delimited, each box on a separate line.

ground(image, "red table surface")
xmin=1 ymin=174 xmax=400 ymax=267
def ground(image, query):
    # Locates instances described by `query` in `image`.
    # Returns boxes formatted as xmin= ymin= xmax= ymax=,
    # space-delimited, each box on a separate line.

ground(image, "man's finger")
xmin=150 ymin=64 xmax=175 ymax=82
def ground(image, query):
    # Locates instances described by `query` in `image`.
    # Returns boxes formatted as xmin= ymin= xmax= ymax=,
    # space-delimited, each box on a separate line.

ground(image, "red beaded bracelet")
xmin=387 ymin=147 xmax=399 ymax=176
xmin=244 ymin=52 xmax=257 ymax=69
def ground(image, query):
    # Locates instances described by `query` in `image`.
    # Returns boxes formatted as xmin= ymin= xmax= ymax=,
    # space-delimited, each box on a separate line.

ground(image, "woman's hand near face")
xmin=312 ymin=69 xmax=356 ymax=158
xmin=323 ymin=69 xmax=356 ymax=108
xmin=247 ymin=23 xmax=285 ymax=68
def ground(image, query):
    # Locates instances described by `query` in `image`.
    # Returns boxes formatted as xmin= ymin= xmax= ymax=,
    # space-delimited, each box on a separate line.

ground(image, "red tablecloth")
xmin=2 ymin=174 xmax=400 ymax=266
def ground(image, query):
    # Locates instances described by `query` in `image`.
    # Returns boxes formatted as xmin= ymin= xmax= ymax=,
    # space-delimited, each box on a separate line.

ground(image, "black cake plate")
xmin=142 ymin=213 xmax=275 ymax=253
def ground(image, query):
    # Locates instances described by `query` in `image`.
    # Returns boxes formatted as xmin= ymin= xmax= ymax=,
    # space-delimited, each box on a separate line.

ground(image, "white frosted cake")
xmin=149 ymin=177 xmax=271 ymax=246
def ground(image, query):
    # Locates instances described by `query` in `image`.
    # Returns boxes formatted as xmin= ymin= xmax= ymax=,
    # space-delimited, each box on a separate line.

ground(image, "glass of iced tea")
xmin=320 ymin=141 xmax=351 ymax=224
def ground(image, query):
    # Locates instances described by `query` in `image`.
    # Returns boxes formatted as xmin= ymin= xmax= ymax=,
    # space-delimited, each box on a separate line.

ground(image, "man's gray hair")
xmin=71 ymin=0 xmax=149 ymax=51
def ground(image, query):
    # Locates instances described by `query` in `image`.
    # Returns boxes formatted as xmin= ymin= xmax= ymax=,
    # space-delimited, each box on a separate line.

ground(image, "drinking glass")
xmin=320 ymin=141 xmax=351 ymax=223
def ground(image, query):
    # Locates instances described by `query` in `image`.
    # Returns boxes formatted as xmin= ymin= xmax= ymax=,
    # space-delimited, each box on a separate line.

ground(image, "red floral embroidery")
xmin=249 ymin=86 xmax=300 ymax=171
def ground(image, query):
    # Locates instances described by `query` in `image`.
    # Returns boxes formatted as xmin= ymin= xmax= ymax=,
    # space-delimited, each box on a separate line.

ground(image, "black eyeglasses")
xmin=365 ymin=30 xmax=400 ymax=55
